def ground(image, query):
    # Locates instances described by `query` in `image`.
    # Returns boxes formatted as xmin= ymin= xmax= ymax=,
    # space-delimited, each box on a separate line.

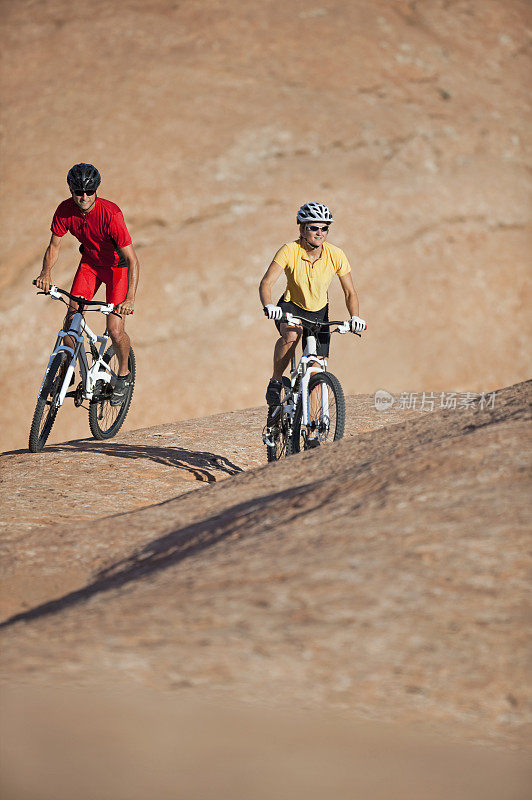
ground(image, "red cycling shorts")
xmin=70 ymin=261 xmax=128 ymax=305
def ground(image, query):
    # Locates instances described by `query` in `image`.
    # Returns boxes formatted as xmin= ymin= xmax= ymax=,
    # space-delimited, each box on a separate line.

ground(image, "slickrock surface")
xmin=1 ymin=0 xmax=531 ymax=452
xmin=1 ymin=382 xmax=530 ymax=756
xmin=0 ymin=395 xmax=413 ymax=543
xmin=2 ymin=1 xmax=531 ymax=796
xmin=0 ymin=397 xmax=414 ymax=621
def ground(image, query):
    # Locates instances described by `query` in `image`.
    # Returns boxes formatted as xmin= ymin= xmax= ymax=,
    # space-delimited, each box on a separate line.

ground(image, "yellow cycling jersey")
xmin=273 ymin=239 xmax=352 ymax=311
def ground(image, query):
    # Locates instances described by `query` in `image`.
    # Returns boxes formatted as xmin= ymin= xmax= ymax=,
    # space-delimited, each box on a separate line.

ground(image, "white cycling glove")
xmin=350 ymin=315 xmax=367 ymax=333
xmin=264 ymin=304 xmax=283 ymax=321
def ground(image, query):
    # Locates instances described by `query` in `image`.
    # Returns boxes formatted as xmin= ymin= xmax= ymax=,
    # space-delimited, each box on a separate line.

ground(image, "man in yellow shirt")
xmin=259 ymin=202 xmax=366 ymax=410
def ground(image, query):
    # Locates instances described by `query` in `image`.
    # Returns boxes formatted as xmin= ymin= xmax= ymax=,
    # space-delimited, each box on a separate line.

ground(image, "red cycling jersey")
xmin=51 ymin=197 xmax=132 ymax=268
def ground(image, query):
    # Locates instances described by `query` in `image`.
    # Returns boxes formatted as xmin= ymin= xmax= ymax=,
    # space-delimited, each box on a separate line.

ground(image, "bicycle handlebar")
xmin=282 ymin=311 xmax=361 ymax=337
xmin=33 ymin=281 xmax=117 ymax=315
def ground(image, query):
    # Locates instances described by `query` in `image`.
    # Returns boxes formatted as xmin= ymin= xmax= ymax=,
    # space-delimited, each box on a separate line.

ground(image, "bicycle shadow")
xmin=0 ymin=480 xmax=314 ymax=629
xmin=43 ymin=440 xmax=243 ymax=483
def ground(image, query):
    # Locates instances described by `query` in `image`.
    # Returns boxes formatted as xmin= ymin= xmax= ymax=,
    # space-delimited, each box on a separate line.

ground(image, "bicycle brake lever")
xmin=112 ymin=308 xmax=135 ymax=317
xmin=335 ymin=322 xmax=350 ymax=335
xmin=33 ymin=280 xmax=49 ymax=295
xmin=285 ymin=312 xmax=302 ymax=326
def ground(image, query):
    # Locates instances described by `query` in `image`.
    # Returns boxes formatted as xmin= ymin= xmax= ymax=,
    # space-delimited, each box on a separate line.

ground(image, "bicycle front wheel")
xmin=88 ymin=345 xmax=136 ymax=440
xmin=28 ymin=352 xmax=69 ymax=453
xmin=289 ymin=371 xmax=345 ymax=454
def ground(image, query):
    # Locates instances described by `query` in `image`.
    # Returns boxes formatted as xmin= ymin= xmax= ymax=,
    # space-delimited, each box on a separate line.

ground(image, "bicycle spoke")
xmin=308 ymin=382 xmax=336 ymax=441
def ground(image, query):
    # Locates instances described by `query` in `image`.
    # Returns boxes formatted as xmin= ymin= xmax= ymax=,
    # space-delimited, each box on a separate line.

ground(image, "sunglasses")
xmin=306 ymin=224 xmax=329 ymax=232
xmin=73 ymin=189 xmax=96 ymax=197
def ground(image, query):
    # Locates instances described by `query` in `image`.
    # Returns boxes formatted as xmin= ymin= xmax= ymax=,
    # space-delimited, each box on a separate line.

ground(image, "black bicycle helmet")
xmin=67 ymin=163 xmax=101 ymax=193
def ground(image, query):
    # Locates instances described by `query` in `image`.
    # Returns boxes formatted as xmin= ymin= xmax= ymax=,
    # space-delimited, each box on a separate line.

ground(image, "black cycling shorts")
xmin=275 ymin=296 xmax=330 ymax=357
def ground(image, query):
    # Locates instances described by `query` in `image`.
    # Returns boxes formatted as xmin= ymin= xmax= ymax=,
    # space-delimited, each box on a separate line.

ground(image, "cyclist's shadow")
xmin=47 ymin=440 xmax=243 ymax=482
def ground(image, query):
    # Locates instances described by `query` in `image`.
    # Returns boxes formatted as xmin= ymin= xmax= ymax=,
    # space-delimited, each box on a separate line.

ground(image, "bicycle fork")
xmin=300 ymin=366 xmax=329 ymax=431
xmin=37 ymin=333 xmax=76 ymax=410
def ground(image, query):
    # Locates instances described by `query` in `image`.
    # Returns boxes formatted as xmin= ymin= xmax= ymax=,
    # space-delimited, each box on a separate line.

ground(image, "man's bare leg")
xmin=62 ymin=301 xmax=80 ymax=354
xmin=107 ymin=315 xmax=131 ymax=376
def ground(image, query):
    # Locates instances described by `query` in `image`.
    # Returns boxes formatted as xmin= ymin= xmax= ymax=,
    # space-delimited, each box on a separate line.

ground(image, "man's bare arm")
xmin=34 ymin=234 xmax=63 ymax=291
xmin=115 ymin=243 xmax=140 ymax=316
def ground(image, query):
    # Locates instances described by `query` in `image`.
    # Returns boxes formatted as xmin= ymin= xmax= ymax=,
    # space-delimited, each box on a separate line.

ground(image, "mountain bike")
xmin=29 ymin=284 xmax=135 ymax=453
xmin=263 ymin=312 xmax=360 ymax=461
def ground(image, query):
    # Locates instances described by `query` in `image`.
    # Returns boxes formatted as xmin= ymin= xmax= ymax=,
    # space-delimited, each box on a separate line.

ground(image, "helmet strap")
xmin=302 ymin=234 xmax=319 ymax=249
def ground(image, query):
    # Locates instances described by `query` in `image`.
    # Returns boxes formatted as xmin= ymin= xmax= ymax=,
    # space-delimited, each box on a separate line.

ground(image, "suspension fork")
xmin=37 ymin=325 xmax=75 ymax=399
xmin=301 ymin=365 xmax=325 ymax=427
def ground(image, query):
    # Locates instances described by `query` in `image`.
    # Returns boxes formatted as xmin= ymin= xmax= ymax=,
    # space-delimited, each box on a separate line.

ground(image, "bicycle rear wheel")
xmin=28 ymin=352 xmax=69 ymax=452
xmin=88 ymin=345 xmax=136 ymax=440
xmin=266 ymin=377 xmax=291 ymax=462
xmin=289 ymin=371 xmax=345 ymax=454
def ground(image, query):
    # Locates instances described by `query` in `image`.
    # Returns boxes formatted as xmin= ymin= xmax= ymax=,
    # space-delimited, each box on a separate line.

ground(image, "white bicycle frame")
xmin=38 ymin=286 xmax=116 ymax=408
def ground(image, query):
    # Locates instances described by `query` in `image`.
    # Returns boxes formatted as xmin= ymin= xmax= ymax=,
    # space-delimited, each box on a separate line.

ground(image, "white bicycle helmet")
xmin=296 ymin=202 xmax=334 ymax=225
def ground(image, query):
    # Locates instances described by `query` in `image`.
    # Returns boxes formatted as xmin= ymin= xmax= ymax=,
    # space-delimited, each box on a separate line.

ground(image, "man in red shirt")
xmin=34 ymin=163 xmax=140 ymax=404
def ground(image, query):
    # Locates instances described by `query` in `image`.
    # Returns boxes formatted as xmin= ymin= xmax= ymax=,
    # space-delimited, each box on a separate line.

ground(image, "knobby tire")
xmin=28 ymin=352 xmax=69 ymax=453
xmin=88 ymin=345 xmax=136 ymax=440
xmin=289 ymin=371 xmax=345 ymax=454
